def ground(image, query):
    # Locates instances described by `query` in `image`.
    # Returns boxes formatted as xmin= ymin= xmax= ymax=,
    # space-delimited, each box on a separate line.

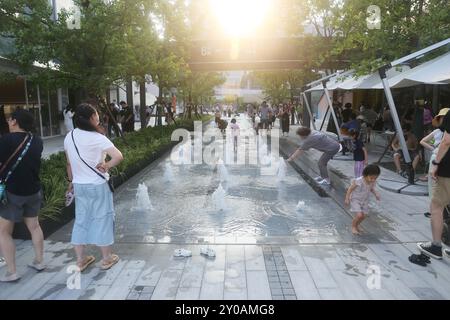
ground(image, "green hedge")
xmin=39 ymin=116 xmax=212 ymax=221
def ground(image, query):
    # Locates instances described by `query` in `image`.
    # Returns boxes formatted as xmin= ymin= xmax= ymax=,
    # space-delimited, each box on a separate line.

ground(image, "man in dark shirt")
xmin=120 ymin=101 xmax=134 ymax=133
xmin=0 ymin=109 xmax=45 ymax=282
xmin=341 ymin=103 xmax=353 ymax=123
xmin=418 ymin=109 xmax=450 ymax=260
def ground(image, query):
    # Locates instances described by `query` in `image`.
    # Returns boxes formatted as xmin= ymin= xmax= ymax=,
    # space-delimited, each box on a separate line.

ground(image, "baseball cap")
xmin=436 ymin=108 xmax=450 ymax=118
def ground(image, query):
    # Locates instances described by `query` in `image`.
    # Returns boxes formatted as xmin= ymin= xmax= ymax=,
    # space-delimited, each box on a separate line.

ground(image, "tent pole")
xmin=379 ymin=66 xmax=414 ymax=184
xmin=319 ymin=101 xmax=331 ymax=132
xmin=301 ymin=92 xmax=316 ymax=130
xmin=322 ymin=81 xmax=342 ymax=142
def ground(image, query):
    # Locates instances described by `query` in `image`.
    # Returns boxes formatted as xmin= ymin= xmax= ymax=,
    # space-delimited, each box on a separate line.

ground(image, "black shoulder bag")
xmin=71 ymin=131 xmax=115 ymax=193
xmin=0 ymin=134 xmax=33 ymax=204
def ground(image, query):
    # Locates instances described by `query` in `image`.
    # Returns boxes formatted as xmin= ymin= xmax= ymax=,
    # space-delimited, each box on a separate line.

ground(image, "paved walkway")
xmin=1 ymin=117 xmax=449 ymax=300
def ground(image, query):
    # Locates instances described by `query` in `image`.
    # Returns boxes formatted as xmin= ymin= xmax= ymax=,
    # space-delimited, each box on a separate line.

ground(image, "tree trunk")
xmin=106 ymin=89 xmax=111 ymax=105
xmin=126 ymin=79 xmax=134 ymax=109
xmin=139 ymin=79 xmax=147 ymax=129
xmin=158 ymin=85 xmax=163 ymax=126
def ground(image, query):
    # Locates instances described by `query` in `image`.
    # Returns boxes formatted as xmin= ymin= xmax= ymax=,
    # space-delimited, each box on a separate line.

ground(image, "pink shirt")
xmin=230 ymin=123 xmax=240 ymax=137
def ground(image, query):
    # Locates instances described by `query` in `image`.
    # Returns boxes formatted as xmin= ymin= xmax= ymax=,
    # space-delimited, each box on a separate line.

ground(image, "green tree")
xmin=325 ymin=0 xmax=450 ymax=73
xmin=252 ymin=69 xmax=316 ymax=105
xmin=178 ymin=70 xmax=225 ymax=118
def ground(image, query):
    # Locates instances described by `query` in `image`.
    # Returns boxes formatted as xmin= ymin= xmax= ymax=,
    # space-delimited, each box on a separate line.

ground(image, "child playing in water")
xmin=345 ymin=164 xmax=381 ymax=235
xmin=350 ymin=129 xmax=368 ymax=178
xmin=230 ymin=118 xmax=240 ymax=151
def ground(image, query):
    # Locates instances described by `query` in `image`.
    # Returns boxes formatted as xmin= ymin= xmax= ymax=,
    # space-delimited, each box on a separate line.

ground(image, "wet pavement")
xmin=54 ymin=118 xmax=380 ymax=245
xmin=3 ymin=116 xmax=450 ymax=300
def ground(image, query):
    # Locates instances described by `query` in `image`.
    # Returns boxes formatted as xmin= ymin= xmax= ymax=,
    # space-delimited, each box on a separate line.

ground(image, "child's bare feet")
xmin=356 ymin=227 xmax=363 ymax=234
xmin=352 ymin=227 xmax=361 ymax=235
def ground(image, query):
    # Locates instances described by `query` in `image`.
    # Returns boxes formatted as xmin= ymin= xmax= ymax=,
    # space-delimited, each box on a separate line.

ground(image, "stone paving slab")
xmin=3 ymin=242 xmax=450 ymax=300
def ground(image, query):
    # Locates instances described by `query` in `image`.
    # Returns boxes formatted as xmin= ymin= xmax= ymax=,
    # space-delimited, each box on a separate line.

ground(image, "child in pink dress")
xmin=345 ymin=164 xmax=381 ymax=235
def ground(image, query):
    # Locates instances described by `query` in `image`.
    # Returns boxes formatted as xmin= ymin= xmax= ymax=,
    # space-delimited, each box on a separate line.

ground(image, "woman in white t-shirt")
xmin=64 ymin=103 xmax=123 ymax=272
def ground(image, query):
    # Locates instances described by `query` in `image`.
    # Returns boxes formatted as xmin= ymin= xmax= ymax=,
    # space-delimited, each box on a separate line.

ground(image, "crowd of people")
xmin=1 ymin=97 xmax=450 ymax=283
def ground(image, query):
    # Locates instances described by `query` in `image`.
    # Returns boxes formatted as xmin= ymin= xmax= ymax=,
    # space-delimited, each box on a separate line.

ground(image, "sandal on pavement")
xmin=408 ymin=254 xmax=430 ymax=267
xmin=28 ymin=260 xmax=46 ymax=272
xmin=101 ymin=254 xmax=120 ymax=270
xmin=173 ymin=249 xmax=192 ymax=258
xmin=78 ymin=255 xmax=96 ymax=272
xmin=0 ymin=272 xmax=20 ymax=282
xmin=200 ymin=247 xmax=216 ymax=258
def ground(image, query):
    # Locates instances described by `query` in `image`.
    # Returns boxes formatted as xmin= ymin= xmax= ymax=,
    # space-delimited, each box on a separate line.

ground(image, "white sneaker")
xmin=173 ymin=249 xmax=192 ymax=258
xmin=318 ymin=179 xmax=331 ymax=186
xmin=0 ymin=257 xmax=5 ymax=268
xmin=200 ymin=247 xmax=216 ymax=258
xmin=314 ymin=176 xmax=324 ymax=182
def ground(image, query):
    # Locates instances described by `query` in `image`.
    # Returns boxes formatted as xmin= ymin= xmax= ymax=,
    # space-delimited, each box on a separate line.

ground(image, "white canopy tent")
xmin=372 ymin=51 xmax=450 ymax=89
xmin=306 ymin=51 xmax=450 ymax=92
xmin=305 ymin=66 xmax=410 ymax=92
xmin=301 ymin=37 xmax=450 ymax=184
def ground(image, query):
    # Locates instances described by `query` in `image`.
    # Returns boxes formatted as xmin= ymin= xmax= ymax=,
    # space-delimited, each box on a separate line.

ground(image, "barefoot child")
xmin=345 ymin=164 xmax=381 ymax=235
xmin=230 ymin=118 xmax=240 ymax=151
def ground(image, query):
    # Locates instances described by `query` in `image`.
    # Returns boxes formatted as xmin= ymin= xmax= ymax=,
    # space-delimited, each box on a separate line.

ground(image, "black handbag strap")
xmin=0 ymin=134 xmax=29 ymax=178
xmin=71 ymin=130 xmax=108 ymax=182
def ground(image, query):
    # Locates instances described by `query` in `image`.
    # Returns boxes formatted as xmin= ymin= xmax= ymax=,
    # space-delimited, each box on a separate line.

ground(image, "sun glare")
xmin=209 ymin=0 xmax=271 ymax=37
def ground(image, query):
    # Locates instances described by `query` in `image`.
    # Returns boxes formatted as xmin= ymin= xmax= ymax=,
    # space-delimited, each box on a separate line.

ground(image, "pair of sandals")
xmin=173 ymin=248 xmax=216 ymax=258
xmin=408 ymin=253 xmax=431 ymax=267
xmin=77 ymin=254 xmax=120 ymax=272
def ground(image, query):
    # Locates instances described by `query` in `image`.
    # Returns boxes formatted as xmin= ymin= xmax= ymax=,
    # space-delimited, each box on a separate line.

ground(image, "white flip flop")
xmin=173 ymin=249 xmax=192 ymax=258
xmin=200 ymin=247 xmax=216 ymax=258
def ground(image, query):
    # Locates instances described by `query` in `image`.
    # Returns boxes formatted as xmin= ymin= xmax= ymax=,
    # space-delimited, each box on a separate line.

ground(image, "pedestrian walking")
xmin=287 ymin=127 xmax=340 ymax=186
xmin=0 ymin=109 xmax=45 ymax=282
xmin=254 ymin=114 xmax=261 ymax=135
xmin=259 ymin=101 xmax=271 ymax=130
xmin=345 ymin=164 xmax=381 ymax=235
xmin=120 ymin=101 xmax=134 ymax=133
xmin=418 ymin=109 xmax=450 ymax=260
xmin=230 ymin=118 xmax=240 ymax=151
xmin=63 ymin=104 xmax=75 ymax=133
xmin=280 ymin=104 xmax=290 ymax=137
xmin=64 ymin=103 xmax=124 ymax=272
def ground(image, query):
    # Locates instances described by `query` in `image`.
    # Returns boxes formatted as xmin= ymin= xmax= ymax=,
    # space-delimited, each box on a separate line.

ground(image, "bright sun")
xmin=209 ymin=0 xmax=271 ymax=37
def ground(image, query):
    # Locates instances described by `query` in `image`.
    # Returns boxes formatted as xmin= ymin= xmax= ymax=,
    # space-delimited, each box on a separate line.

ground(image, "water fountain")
xmin=277 ymin=157 xmax=287 ymax=181
xmin=296 ymin=200 xmax=305 ymax=211
xmin=258 ymin=140 xmax=271 ymax=165
xmin=217 ymin=159 xmax=230 ymax=182
xmin=135 ymin=183 xmax=154 ymax=211
xmin=212 ymin=183 xmax=227 ymax=211
xmin=163 ymin=162 xmax=175 ymax=182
